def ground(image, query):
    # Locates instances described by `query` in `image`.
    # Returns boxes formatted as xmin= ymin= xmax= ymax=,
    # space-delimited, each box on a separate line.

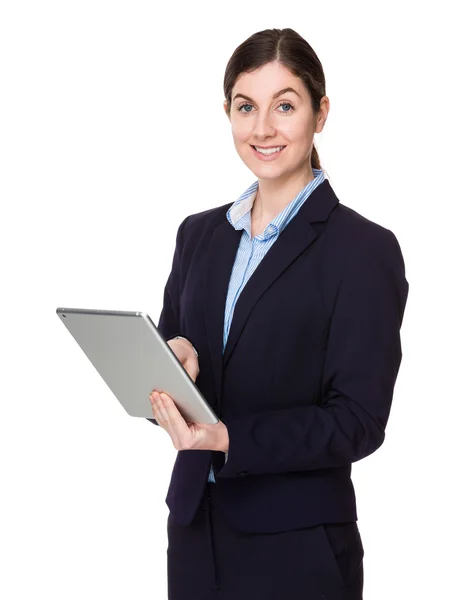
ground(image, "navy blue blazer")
xmin=148 ymin=178 xmax=409 ymax=534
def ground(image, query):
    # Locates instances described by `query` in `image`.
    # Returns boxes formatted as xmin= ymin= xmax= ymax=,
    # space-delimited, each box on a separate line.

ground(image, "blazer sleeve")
xmin=217 ymin=229 xmax=409 ymax=477
xmin=147 ymin=215 xmax=190 ymax=427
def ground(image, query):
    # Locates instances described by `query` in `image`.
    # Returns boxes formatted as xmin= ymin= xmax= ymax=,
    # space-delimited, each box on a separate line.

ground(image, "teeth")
xmin=254 ymin=145 xmax=285 ymax=155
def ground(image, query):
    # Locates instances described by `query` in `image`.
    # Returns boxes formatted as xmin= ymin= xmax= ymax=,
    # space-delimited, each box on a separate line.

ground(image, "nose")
xmin=251 ymin=109 xmax=276 ymax=139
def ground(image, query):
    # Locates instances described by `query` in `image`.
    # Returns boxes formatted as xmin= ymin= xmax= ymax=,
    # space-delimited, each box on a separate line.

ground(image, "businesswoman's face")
xmin=224 ymin=61 xmax=327 ymax=182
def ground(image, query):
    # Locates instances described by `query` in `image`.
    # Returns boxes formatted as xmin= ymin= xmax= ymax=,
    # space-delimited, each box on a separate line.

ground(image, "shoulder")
xmin=184 ymin=203 xmax=232 ymax=230
xmin=329 ymin=201 xmax=405 ymax=268
xmin=175 ymin=202 xmax=233 ymax=246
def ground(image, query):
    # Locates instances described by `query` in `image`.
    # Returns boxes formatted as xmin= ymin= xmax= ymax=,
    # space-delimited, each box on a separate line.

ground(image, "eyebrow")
xmin=232 ymin=87 xmax=301 ymax=103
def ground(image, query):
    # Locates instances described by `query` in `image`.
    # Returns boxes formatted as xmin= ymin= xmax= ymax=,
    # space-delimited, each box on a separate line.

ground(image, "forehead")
xmin=232 ymin=62 xmax=307 ymax=100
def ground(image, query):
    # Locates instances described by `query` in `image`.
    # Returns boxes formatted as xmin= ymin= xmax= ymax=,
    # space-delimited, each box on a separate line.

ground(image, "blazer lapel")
xmin=203 ymin=222 xmax=242 ymax=410
xmin=203 ymin=178 xmax=339 ymax=412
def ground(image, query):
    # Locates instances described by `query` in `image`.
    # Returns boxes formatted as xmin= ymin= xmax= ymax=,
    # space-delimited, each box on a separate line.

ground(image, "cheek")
xmin=232 ymin=121 xmax=251 ymax=143
xmin=278 ymin=122 xmax=309 ymax=145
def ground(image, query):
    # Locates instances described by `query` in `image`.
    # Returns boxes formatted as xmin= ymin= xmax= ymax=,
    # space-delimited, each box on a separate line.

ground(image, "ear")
xmin=223 ymin=100 xmax=231 ymax=120
xmin=315 ymin=96 xmax=330 ymax=134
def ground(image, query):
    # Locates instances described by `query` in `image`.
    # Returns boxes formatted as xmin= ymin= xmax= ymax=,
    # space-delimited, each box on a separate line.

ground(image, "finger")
xmin=149 ymin=393 xmax=156 ymax=419
xmin=159 ymin=392 xmax=191 ymax=447
xmin=152 ymin=392 xmax=181 ymax=448
xmin=151 ymin=392 xmax=167 ymax=424
xmin=150 ymin=392 xmax=167 ymax=427
xmin=150 ymin=391 xmax=190 ymax=449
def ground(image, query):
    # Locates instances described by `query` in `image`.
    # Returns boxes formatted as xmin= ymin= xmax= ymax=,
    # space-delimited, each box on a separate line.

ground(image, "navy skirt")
xmin=166 ymin=481 xmax=364 ymax=600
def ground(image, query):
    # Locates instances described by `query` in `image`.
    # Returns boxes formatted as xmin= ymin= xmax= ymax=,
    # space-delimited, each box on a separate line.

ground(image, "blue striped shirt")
xmin=207 ymin=168 xmax=326 ymax=483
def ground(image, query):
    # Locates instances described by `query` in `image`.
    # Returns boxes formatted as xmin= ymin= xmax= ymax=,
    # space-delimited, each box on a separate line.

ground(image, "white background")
xmin=1 ymin=1 xmax=456 ymax=598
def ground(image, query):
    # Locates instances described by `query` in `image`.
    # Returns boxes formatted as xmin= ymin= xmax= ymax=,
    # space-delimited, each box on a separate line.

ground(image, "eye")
xmin=237 ymin=103 xmax=254 ymax=114
xmin=278 ymin=102 xmax=294 ymax=113
xmin=236 ymin=102 xmax=295 ymax=115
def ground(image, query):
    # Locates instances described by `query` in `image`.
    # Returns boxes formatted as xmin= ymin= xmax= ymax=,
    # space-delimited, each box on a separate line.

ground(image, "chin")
xmin=246 ymin=161 xmax=290 ymax=179
xmin=252 ymin=169 xmax=286 ymax=180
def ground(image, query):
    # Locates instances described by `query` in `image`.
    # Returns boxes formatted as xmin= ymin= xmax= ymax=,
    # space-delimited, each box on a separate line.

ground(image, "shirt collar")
xmin=226 ymin=168 xmax=325 ymax=239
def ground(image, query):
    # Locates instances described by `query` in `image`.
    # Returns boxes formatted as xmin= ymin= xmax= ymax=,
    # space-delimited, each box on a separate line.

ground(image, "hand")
xmin=167 ymin=338 xmax=200 ymax=382
xmin=149 ymin=390 xmax=229 ymax=453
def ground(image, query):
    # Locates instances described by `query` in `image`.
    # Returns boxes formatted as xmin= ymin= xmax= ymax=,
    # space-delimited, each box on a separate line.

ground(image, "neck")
xmin=252 ymin=167 xmax=315 ymax=223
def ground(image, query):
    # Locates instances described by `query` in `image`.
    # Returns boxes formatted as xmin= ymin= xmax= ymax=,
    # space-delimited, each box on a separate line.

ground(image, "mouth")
xmin=250 ymin=145 xmax=287 ymax=160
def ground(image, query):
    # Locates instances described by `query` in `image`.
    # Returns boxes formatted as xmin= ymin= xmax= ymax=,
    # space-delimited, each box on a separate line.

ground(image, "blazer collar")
xmin=203 ymin=178 xmax=339 ymax=411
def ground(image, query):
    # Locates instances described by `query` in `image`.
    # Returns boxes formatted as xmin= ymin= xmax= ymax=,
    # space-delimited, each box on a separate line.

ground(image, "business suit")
xmin=148 ymin=177 xmax=409 ymax=598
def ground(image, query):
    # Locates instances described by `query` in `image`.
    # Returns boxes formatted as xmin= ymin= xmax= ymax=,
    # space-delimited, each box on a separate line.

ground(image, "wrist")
xmin=172 ymin=336 xmax=198 ymax=357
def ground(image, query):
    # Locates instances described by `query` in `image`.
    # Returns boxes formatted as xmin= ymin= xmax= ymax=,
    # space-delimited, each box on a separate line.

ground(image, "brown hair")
xmin=223 ymin=28 xmax=326 ymax=171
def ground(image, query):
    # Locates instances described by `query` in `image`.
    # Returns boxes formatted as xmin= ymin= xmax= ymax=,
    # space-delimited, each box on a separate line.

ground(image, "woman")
xmin=148 ymin=27 xmax=409 ymax=600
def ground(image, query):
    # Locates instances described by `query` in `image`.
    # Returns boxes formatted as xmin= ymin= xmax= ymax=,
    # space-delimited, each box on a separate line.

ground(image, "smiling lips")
xmin=251 ymin=144 xmax=286 ymax=161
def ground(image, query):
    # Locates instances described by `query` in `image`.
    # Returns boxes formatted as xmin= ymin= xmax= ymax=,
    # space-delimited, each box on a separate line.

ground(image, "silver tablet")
xmin=56 ymin=307 xmax=218 ymax=425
